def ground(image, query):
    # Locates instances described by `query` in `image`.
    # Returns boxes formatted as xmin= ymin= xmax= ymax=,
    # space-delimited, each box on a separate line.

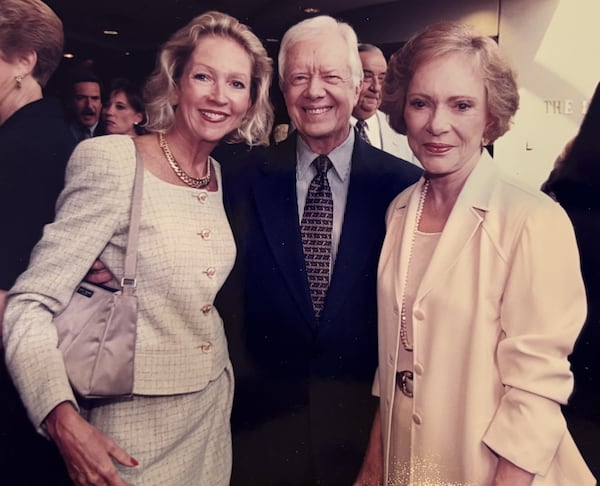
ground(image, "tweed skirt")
xmin=81 ymin=363 xmax=234 ymax=486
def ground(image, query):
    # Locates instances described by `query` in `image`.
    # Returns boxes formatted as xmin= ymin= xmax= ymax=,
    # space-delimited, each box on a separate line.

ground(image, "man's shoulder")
xmin=1 ymin=98 xmax=76 ymax=161
xmin=373 ymin=110 xmax=398 ymax=133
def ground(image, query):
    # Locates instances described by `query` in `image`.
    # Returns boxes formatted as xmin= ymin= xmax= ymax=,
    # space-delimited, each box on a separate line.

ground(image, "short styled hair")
xmin=108 ymin=78 xmax=147 ymax=134
xmin=0 ymin=0 xmax=64 ymax=87
xmin=358 ymin=43 xmax=384 ymax=57
xmin=278 ymin=15 xmax=363 ymax=89
xmin=381 ymin=21 xmax=519 ymax=143
xmin=144 ymin=11 xmax=274 ymax=146
xmin=108 ymin=78 xmax=145 ymax=116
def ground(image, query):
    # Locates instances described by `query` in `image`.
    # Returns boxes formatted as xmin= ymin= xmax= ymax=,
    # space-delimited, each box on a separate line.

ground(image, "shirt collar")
xmin=296 ymin=127 xmax=354 ymax=182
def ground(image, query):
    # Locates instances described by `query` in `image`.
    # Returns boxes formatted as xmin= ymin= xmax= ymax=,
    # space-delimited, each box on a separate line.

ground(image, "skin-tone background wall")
xmin=495 ymin=0 xmax=600 ymax=188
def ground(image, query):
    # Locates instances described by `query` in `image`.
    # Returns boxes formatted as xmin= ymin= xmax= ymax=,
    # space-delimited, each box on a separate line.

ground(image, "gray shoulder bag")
xmin=53 ymin=148 xmax=144 ymax=399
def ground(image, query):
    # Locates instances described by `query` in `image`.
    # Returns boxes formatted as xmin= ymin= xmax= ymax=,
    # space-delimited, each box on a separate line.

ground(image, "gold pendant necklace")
xmin=399 ymin=179 xmax=429 ymax=351
xmin=158 ymin=132 xmax=211 ymax=189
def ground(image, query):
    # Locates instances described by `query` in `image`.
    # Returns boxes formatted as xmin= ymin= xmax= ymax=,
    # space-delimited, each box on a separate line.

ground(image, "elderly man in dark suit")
xmin=219 ymin=15 xmax=421 ymax=486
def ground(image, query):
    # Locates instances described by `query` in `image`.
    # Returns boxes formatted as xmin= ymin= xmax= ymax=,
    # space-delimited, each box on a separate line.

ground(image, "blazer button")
xmin=201 ymin=304 xmax=212 ymax=315
xmin=198 ymin=229 xmax=211 ymax=240
xmin=414 ymin=363 xmax=424 ymax=375
xmin=200 ymin=341 xmax=213 ymax=353
xmin=203 ymin=267 xmax=216 ymax=278
xmin=412 ymin=413 xmax=422 ymax=425
xmin=196 ymin=192 xmax=208 ymax=203
xmin=413 ymin=309 xmax=425 ymax=321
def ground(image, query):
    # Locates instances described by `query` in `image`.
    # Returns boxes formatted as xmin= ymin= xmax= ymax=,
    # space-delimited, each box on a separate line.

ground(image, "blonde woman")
xmin=4 ymin=11 xmax=273 ymax=486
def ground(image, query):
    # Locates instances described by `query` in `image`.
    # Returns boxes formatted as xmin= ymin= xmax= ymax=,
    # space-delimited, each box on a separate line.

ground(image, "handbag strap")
xmin=121 ymin=146 xmax=144 ymax=296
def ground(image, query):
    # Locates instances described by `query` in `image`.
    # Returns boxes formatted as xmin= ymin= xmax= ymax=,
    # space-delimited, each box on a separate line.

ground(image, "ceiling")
xmin=45 ymin=0 xmax=402 ymax=56
xmin=44 ymin=0 xmax=499 ymax=58
xmin=42 ymin=0 xmax=499 ymax=107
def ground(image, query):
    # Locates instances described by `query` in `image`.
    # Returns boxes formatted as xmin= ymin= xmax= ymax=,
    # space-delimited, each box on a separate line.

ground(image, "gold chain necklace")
xmin=399 ymin=179 xmax=429 ymax=351
xmin=158 ymin=132 xmax=211 ymax=189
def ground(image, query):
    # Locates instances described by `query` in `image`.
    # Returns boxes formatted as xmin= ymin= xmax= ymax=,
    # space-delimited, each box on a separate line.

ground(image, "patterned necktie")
xmin=356 ymin=119 xmax=371 ymax=145
xmin=301 ymin=155 xmax=333 ymax=319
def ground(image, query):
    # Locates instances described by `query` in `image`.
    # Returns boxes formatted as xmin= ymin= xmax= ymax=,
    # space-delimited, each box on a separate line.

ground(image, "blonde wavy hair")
xmin=144 ymin=11 xmax=274 ymax=146
xmin=381 ymin=21 xmax=519 ymax=144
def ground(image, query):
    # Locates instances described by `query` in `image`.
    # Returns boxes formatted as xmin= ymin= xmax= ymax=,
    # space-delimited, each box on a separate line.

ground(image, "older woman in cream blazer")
xmin=376 ymin=153 xmax=593 ymax=485
xmin=355 ymin=22 xmax=595 ymax=486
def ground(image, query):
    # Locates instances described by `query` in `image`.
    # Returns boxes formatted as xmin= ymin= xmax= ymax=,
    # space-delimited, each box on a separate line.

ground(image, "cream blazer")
xmin=375 ymin=152 xmax=595 ymax=485
xmin=3 ymin=136 xmax=234 ymax=432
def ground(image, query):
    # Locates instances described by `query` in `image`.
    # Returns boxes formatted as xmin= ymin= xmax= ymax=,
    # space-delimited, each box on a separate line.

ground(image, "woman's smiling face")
xmin=404 ymin=51 xmax=489 ymax=180
xmin=172 ymin=35 xmax=253 ymax=147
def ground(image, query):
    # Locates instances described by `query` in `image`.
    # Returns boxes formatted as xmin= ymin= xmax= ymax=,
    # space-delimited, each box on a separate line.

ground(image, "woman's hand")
xmin=44 ymin=402 xmax=138 ymax=486
xmin=85 ymin=260 xmax=114 ymax=286
xmin=491 ymin=456 xmax=534 ymax=486
xmin=353 ymin=408 xmax=384 ymax=486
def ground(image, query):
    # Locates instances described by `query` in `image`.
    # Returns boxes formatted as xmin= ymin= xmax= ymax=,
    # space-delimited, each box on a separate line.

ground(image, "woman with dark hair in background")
xmin=0 ymin=0 xmax=74 ymax=483
xmin=103 ymin=77 xmax=147 ymax=137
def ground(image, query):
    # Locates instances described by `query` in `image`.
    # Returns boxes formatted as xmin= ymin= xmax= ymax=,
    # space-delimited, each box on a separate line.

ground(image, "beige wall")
xmin=495 ymin=0 xmax=600 ymax=188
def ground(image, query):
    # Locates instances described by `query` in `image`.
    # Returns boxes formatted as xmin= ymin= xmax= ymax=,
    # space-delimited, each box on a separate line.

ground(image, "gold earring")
xmin=15 ymin=75 xmax=23 ymax=89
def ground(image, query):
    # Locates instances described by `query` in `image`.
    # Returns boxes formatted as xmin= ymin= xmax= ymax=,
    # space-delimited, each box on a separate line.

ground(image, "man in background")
xmin=64 ymin=69 xmax=105 ymax=142
xmin=351 ymin=43 xmax=419 ymax=166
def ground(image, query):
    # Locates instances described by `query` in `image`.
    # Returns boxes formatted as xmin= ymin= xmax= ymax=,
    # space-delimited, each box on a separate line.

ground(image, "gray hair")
xmin=358 ymin=43 xmax=384 ymax=57
xmin=278 ymin=15 xmax=363 ymax=89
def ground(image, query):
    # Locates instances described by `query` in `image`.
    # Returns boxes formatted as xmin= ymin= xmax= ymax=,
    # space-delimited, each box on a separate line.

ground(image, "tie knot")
xmin=356 ymin=119 xmax=367 ymax=129
xmin=313 ymin=155 xmax=331 ymax=175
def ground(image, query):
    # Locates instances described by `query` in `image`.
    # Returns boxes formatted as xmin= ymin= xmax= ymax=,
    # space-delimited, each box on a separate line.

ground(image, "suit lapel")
xmin=252 ymin=139 xmax=316 ymax=324
xmin=376 ymin=111 xmax=389 ymax=150
xmin=376 ymin=110 xmax=397 ymax=153
xmin=417 ymin=153 xmax=496 ymax=300
xmin=321 ymin=139 xmax=383 ymax=321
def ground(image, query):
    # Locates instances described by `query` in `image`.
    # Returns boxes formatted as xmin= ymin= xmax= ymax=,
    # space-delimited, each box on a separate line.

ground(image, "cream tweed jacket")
xmin=4 ymin=135 xmax=235 ymax=431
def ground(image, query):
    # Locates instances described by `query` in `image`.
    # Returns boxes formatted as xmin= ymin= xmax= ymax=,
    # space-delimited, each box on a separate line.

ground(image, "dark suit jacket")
xmin=0 ymin=97 xmax=76 ymax=289
xmin=0 ymin=97 xmax=74 ymax=484
xmin=218 ymin=134 xmax=421 ymax=486
xmin=67 ymin=119 xmax=107 ymax=143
